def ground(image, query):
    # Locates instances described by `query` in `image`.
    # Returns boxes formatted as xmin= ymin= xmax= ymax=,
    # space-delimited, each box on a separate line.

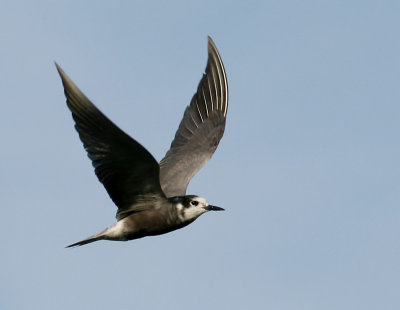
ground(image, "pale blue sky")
xmin=1 ymin=1 xmax=399 ymax=309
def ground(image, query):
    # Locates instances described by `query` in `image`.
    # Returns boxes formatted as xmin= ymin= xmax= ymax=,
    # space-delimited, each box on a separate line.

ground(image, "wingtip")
xmin=205 ymin=36 xmax=228 ymax=116
xmin=54 ymin=62 xmax=67 ymax=81
xmin=206 ymin=36 xmax=224 ymax=67
xmin=54 ymin=61 xmax=63 ymax=74
xmin=207 ymin=36 xmax=217 ymax=53
xmin=54 ymin=63 xmax=83 ymax=97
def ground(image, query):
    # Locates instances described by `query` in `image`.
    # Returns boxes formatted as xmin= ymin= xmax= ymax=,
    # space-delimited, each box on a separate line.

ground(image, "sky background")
xmin=1 ymin=1 xmax=399 ymax=309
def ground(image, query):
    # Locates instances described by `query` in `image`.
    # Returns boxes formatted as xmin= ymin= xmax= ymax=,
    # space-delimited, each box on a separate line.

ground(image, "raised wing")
xmin=56 ymin=64 xmax=166 ymax=219
xmin=159 ymin=37 xmax=228 ymax=197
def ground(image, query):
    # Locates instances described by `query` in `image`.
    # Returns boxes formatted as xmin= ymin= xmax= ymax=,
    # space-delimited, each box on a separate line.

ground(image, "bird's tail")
xmin=66 ymin=228 xmax=108 ymax=248
xmin=66 ymin=236 xmax=104 ymax=248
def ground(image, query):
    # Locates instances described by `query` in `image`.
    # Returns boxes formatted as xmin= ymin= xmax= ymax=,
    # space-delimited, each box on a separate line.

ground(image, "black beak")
xmin=205 ymin=205 xmax=225 ymax=211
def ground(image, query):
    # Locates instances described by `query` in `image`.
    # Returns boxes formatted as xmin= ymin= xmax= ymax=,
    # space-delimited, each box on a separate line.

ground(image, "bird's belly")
xmin=120 ymin=212 xmax=186 ymax=240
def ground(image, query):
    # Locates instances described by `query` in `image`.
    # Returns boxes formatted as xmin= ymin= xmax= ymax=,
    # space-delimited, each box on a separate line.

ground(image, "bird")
xmin=56 ymin=36 xmax=228 ymax=247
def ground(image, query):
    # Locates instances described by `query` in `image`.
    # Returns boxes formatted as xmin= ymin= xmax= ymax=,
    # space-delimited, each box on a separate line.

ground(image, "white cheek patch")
xmin=189 ymin=208 xmax=206 ymax=217
xmin=176 ymin=202 xmax=207 ymax=222
xmin=176 ymin=203 xmax=186 ymax=222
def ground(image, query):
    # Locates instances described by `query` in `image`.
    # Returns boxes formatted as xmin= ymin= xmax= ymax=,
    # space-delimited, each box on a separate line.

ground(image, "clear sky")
xmin=1 ymin=1 xmax=399 ymax=309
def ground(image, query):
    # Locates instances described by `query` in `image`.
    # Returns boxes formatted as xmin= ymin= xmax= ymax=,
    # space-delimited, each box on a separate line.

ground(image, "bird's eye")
xmin=191 ymin=200 xmax=199 ymax=206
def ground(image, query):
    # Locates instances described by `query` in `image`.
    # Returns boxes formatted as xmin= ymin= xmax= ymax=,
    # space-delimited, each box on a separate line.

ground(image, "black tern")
xmin=57 ymin=37 xmax=228 ymax=247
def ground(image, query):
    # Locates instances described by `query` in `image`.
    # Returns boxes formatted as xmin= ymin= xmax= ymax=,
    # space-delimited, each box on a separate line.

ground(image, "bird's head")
xmin=171 ymin=195 xmax=224 ymax=222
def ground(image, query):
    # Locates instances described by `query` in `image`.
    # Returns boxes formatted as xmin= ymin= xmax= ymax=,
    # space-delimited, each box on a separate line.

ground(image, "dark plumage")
xmin=57 ymin=37 xmax=228 ymax=247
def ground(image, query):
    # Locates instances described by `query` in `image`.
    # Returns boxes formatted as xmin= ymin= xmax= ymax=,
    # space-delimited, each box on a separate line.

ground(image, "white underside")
xmin=103 ymin=218 xmax=129 ymax=239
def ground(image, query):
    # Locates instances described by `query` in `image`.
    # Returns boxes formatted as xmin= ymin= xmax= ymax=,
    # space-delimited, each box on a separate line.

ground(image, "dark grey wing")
xmin=56 ymin=64 xmax=166 ymax=220
xmin=159 ymin=37 xmax=228 ymax=197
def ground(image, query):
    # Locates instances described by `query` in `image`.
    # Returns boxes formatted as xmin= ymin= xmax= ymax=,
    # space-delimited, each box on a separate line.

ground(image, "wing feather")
xmin=159 ymin=37 xmax=228 ymax=197
xmin=56 ymin=64 xmax=166 ymax=219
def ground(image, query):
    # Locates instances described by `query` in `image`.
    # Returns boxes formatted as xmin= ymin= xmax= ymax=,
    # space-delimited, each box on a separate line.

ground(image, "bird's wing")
xmin=56 ymin=64 xmax=166 ymax=220
xmin=159 ymin=37 xmax=228 ymax=197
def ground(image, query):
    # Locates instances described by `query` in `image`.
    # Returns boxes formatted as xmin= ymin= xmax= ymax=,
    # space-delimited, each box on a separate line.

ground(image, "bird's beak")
xmin=205 ymin=205 xmax=225 ymax=211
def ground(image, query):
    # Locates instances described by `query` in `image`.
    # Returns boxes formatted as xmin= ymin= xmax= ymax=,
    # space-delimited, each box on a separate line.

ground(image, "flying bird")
xmin=57 ymin=37 xmax=228 ymax=247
